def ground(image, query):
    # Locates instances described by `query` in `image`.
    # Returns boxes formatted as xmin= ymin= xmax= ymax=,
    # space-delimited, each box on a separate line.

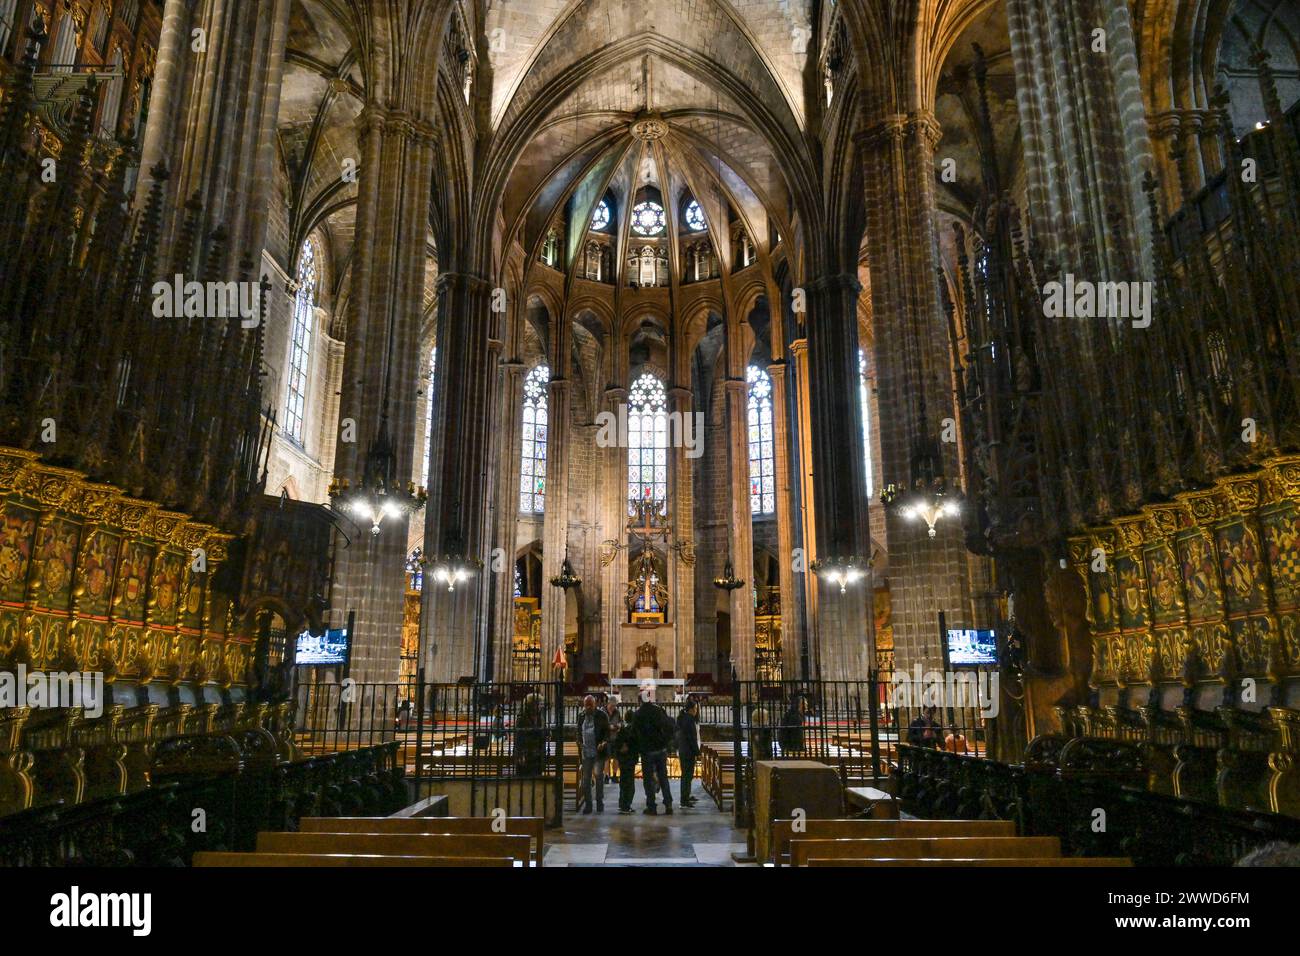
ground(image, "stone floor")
xmin=546 ymin=777 xmax=751 ymax=866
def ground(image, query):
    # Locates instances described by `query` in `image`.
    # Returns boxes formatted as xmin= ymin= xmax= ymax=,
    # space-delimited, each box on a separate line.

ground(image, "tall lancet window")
xmin=284 ymin=240 xmax=316 ymax=444
xmin=628 ymin=373 xmax=668 ymax=505
xmin=747 ymin=365 xmax=774 ymax=515
xmin=859 ymin=348 xmax=873 ymax=497
xmin=421 ymin=346 xmax=437 ymax=488
xmin=520 ymin=364 xmax=550 ymax=514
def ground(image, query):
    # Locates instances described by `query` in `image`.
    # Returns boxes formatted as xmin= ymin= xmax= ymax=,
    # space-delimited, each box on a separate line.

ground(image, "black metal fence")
xmin=293 ymin=679 xmax=567 ymax=822
xmin=726 ymin=667 xmax=996 ymax=824
xmin=729 ymin=676 xmax=888 ymax=825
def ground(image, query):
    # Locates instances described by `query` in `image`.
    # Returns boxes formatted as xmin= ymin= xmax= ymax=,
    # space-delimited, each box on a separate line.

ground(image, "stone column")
xmin=540 ymin=375 xmax=572 ymax=671
xmin=423 ymin=273 xmax=496 ymax=683
xmin=331 ymin=105 xmax=436 ymax=684
xmin=599 ymin=386 xmax=628 ymax=678
xmin=804 ymin=276 xmax=873 ymax=681
xmin=241 ymin=0 xmax=292 ymax=255
xmin=1005 ymin=0 xmax=1155 ymax=278
xmin=491 ymin=361 xmax=527 ymax=681
xmin=668 ymin=385 xmax=696 ymax=677
xmin=133 ymin=0 xmax=194 ymax=209
xmin=788 ymin=336 xmax=817 ymax=678
xmin=856 ymin=112 xmax=967 ymax=675
xmin=767 ymin=360 xmax=801 ymax=680
xmin=724 ymin=376 xmax=756 ymax=680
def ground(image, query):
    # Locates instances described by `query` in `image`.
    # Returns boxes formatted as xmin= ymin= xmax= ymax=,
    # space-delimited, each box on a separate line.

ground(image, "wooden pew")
xmin=194 ymin=852 xmax=514 ymax=867
xmin=806 ymin=857 xmax=1132 ymax=867
xmin=789 ymin=836 xmax=1061 ymax=867
xmin=255 ymin=831 xmax=533 ymax=865
xmin=771 ymin=818 xmax=1016 ymax=865
xmin=844 ymin=786 xmax=900 ymax=818
xmin=299 ymin=816 xmax=545 ymax=864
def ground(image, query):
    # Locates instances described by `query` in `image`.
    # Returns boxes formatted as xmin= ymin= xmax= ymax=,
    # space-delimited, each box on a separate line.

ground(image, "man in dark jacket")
xmin=631 ymin=689 xmax=674 ymax=815
xmin=611 ymin=710 xmax=640 ymax=813
xmin=577 ymin=695 xmax=610 ymax=813
xmin=675 ymin=699 xmax=701 ymax=807
xmin=777 ymin=696 xmax=807 ymax=755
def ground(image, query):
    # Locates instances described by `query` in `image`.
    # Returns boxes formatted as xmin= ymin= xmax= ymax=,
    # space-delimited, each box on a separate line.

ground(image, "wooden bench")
xmin=388 ymin=794 xmax=450 ymax=818
xmin=300 ymin=816 xmax=545 ymax=864
xmin=806 ymin=857 xmax=1132 ymax=867
xmin=771 ymin=818 xmax=1016 ymax=865
xmin=194 ymin=852 xmax=514 ymax=867
xmin=845 ymin=787 xmax=900 ymax=818
xmin=789 ymin=835 xmax=1061 ymax=867
xmin=255 ymin=831 xmax=533 ymax=865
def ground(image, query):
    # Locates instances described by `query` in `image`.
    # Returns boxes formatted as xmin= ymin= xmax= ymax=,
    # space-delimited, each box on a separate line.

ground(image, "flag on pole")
xmin=552 ymin=645 xmax=566 ymax=672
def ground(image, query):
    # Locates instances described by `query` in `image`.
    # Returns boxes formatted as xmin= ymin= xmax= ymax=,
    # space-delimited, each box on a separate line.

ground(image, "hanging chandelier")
xmin=328 ymin=413 xmax=426 ymax=536
xmin=423 ymin=527 xmax=480 ymax=593
xmin=880 ymin=480 xmax=961 ymax=538
xmin=550 ymin=553 xmax=582 ymax=590
xmin=712 ymin=559 xmax=745 ymax=592
xmin=879 ymin=403 xmax=961 ymax=538
xmin=810 ymin=555 xmax=868 ymax=594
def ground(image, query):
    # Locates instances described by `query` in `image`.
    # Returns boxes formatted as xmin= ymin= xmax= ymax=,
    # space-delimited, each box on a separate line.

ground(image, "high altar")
xmin=607 ymin=497 xmax=689 ymax=681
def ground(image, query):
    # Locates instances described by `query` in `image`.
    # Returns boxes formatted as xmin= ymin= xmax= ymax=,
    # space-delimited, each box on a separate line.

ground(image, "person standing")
xmin=675 ymin=699 xmax=701 ymax=807
xmin=777 ymin=695 xmax=807 ymax=756
xmin=631 ymin=688 xmax=674 ymax=815
xmin=612 ymin=706 xmax=640 ymax=813
xmin=604 ymin=699 xmax=623 ymax=783
xmin=577 ymin=694 xmax=609 ymax=813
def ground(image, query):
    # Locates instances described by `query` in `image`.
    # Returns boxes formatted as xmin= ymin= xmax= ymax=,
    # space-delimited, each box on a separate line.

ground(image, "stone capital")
xmin=806 ymin=273 xmax=862 ymax=298
xmin=358 ymin=104 xmax=438 ymax=147
xmin=856 ymin=110 xmax=941 ymax=152
xmin=435 ymin=272 xmax=494 ymax=299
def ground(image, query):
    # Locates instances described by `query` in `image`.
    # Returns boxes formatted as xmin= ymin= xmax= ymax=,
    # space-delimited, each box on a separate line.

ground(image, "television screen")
xmin=946 ymin=628 xmax=997 ymax=666
xmin=294 ymin=627 xmax=349 ymax=666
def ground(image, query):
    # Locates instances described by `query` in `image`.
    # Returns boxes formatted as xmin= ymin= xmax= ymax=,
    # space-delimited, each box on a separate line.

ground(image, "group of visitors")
xmin=576 ymin=690 xmax=702 ymax=815
xmin=906 ymin=705 xmax=972 ymax=753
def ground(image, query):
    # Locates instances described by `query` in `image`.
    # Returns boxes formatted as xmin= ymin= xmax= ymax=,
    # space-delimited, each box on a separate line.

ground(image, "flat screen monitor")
xmin=946 ymin=628 xmax=997 ymax=666
xmin=294 ymin=627 xmax=349 ymax=666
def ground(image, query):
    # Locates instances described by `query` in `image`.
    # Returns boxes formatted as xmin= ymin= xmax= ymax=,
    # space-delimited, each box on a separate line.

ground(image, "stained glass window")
xmin=284 ymin=240 xmax=316 ymax=444
xmin=747 ymin=365 xmax=775 ymax=515
xmin=519 ymin=365 xmax=550 ymax=513
xmin=627 ymin=373 xmax=668 ymax=505
xmin=631 ymin=201 xmax=665 ymax=237
xmin=420 ymin=346 xmax=437 ymax=488
xmin=591 ymin=200 xmax=610 ymax=231
xmin=860 ymin=348 xmax=874 ymax=497
xmin=685 ymin=199 xmax=707 ymax=231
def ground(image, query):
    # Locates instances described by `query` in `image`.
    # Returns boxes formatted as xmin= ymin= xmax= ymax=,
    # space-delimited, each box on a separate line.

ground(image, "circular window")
xmin=591 ymin=200 xmax=611 ymax=231
xmin=631 ymin=200 xmax=666 ymax=236
xmin=685 ymin=199 xmax=707 ymax=231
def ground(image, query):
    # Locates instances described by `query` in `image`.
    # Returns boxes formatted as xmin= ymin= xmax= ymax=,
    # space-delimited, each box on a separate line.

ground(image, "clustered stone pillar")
xmin=787 ymin=336 xmax=818 ymax=677
xmin=668 ymin=385 xmax=696 ymax=677
xmin=132 ymin=0 xmax=292 ymax=266
xmin=540 ymin=375 xmax=573 ymax=671
xmin=490 ymin=360 xmax=528 ymax=681
xmin=723 ymin=376 xmax=756 ymax=680
xmin=422 ymin=273 xmax=498 ymax=683
xmin=599 ymin=386 xmax=629 ymax=678
xmin=767 ymin=360 xmax=802 ymax=680
xmin=1005 ymin=0 xmax=1155 ymax=278
xmin=803 ymin=275 xmax=873 ymax=681
xmin=856 ymin=112 xmax=969 ymax=674
xmin=332 ymin=105 xmax=437 ymax=684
